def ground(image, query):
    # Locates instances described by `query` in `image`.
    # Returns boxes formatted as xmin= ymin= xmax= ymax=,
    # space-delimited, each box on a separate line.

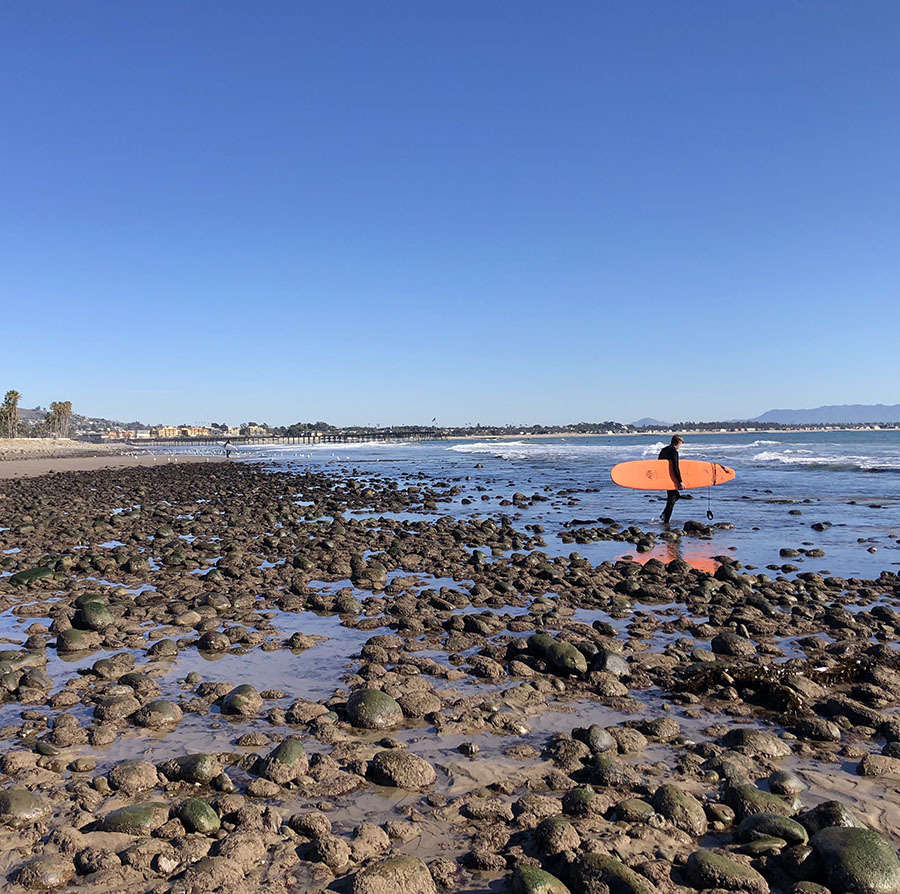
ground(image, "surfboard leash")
xmin=706 ymin=463 xmax=716 ymax=520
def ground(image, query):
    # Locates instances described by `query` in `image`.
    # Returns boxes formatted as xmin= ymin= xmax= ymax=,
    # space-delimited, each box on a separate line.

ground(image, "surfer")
xmin=658 ymin=435 xmax=684 ymax=524
xmin=224 ymin=439 xmax=232 ymax=459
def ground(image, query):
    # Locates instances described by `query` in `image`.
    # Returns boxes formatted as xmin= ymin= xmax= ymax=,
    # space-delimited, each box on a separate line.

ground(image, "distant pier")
xmin=125 ymin=428 xmax=444 ymax=447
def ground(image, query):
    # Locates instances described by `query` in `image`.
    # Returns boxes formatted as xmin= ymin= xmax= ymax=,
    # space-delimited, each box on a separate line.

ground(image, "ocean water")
xmin=151 ymin=430 xmax=900 ymax=580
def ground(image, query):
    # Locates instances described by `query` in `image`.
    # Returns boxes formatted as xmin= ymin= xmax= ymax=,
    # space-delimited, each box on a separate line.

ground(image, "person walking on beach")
xmin=658 ymin=435 xmax=684 ymax=524
xmin=224 ymin=439 xmax=233 ymax=459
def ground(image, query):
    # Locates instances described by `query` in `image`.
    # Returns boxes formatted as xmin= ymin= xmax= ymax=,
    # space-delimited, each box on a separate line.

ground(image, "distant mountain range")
xmin=748 ymin=404 xmax=900 ymax=425
xmin=631 ymin=417 xmax=671 ymax=427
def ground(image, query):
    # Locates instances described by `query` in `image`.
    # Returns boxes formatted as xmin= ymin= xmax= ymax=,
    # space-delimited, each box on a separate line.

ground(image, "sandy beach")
xmin=0 ymin=438 xmax=127 ymax=461
xmin=0 ymin=439 xmax=220 ymax=479
xmin=0 ymin=452 xmax=219 ymax=480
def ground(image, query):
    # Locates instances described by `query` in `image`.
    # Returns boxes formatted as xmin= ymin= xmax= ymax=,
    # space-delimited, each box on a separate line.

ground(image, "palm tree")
xmin=46 ymin=400 xmax=74 ymax=437
xmin=1 ymin=390 xmax=22 ymax=438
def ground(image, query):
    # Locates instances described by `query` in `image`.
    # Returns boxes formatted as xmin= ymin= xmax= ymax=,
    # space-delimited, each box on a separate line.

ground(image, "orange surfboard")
xmin=610 ymin=459 xmax=735 ymax=491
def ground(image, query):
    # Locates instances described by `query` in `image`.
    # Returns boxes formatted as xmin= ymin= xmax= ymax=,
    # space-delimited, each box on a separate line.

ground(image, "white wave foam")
xmin=448 ymin=440 xmax=631 ymax=460
xmin=752 ymin=449 xmax=900 ymax=471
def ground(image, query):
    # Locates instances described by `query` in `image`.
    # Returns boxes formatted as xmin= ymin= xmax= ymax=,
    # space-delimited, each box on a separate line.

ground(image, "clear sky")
xmin=2 ymin=1 xmax=898 ymax=427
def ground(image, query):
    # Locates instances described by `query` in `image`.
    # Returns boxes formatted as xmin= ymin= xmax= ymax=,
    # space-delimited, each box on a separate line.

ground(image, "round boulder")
xmin=256 ymin=737 xmax=308 ymax=785
xmin=0 ymin=787 xmax=48 ymax=826
xmin=159 ymin=752 xmax=221 ymax=785
xmin=100 ymin=802 xmax=170 ymax=835
xmin=346 ymin=688 xmax=403 ymax=730
xmin=367 ymin=750 xmax=436 ymax=790
xmin=107 ymin=760 xmax=159 ymax=795
xmin=220 ymin=684 xmax=263 ymax=716
xmin=133 ymin=699 xmax=183 ymax=730
xmin=811 ymin=826 xmax=900 ymax=894
xmin=16 ymin=856 xmax=75 ymax=890
xmin=351 ymin=854 xmax=437 ymax=894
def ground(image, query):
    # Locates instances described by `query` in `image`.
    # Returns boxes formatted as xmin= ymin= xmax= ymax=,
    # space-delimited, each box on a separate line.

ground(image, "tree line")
xmin=0 ymin=390 xmax=74 ymax=438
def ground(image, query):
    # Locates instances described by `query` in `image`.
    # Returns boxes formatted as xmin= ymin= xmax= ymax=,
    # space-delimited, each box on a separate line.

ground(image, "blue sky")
xmin=2 ymin=1 xmax=898 ymax=427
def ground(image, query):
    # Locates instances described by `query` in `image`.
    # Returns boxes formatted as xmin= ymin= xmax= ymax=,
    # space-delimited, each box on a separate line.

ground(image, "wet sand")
xmin=0 ymin=453 xmax=216 ymax=479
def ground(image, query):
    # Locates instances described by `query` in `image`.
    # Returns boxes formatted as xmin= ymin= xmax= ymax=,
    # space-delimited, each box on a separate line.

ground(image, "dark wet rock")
xmin=822 ymin=694 xmax=887 ymax=729
xmin=76 ymin=599 xmax=115 ymax=631
xmin=570 ymin=852 xmax=657 ymax=894
xmin=107 ymin=759 xmax=159 ymax=795
xmin=712 ymin=631 xmax=757 ymax=657
xmin=55 ymin=627 xmax=102 ymax=652
xmin=100 ymin=801 xmax=170 ymax=835
xmin=779 ymin=844 xmax=823 ymax=882
xmin=289 ymin=810 xmax=332 ymax=838
xmin=591 ymin=754 xmax=640 ymax=788
xmin=93 ymin=693 xmax=140 ymax=722
xmin=133 ymin=698 xmax=183 ymax=729
xmin=583 ymin=724 xmax=616 ymax=753
xmin=0 ymin=786 xmax=48 ymax=825
xmin=368 ymin=750 xmax=436 ymax=789
xmin=608 ymin=726 xmax=648 ymax=754
xmin=738 ymin=812 xmax=808 ymax=845
xmin=397 ymin=690 xmax=442 ymax=718
xmin=347 ymin=688 xmax=403 ymax=730
xmin=310 ymin=833 xmax=352 ymax=870
xmin=726 ymin=783 xmax=800 ymax=821
xmin=639 ymin=716 xmax=682 ymax=742
xmin=652 ymin=784 xmax=708 ymax=836
xmin=547 ymin=641 xmax=588 ymax=675
xmin=798 ymin=800 xmax=865 ymax=834
xmin=769 ymin=769 xmax=807 ymax=796
xmin=351 ymin=854 xmax=437 ymax=894
xmin=547 ymin=734 xmax=591 ymax=771
xmin=591 ymin=649 xmax=629 ymax=677
xmin=685 ymin=848 xmax=768 ymax=894
xmin=811 ymin=826 xmax=900 ymax=894
xmin=159 ymin=752 xmax=222 ymax=785
xmin=793 ymin=716 xmax=842 ymax=742
xmin=256 ymin=736 xmax=308 ymax=784
xmin=739 ymin=837 xmax=785 ymax=856
xmin=147 ymin=638 xmax=179 ymax=658
xmin=15 ymin=855 xmax=76 ymax=890
xmin=221 ymin=683 xmax=263 ymax=716
xmin=9 ymin=565 xmax=54 ymax=587
xmin=722 ymin=728 xmax=792 ymax=759
xmin=562 ymin=786 xmax=602 ymax=817
xmin=198 ymin=631 xmax=230 ymax=652
xmin=537 ymin=816 xmax=580 ymax=855
xmin=858 ymin=754 xmax=900 ymax=777
xmin=617 ymin=798 xmax=655 ymax=822
xmin=512 ymin=863 xmax=571 ymax=894
xmin=177 ymin=797 xmax=220 ymax=834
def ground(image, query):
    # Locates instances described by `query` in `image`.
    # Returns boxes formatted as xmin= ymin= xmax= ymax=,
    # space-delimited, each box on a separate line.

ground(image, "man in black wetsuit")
xmin=658 ymin=435 xmax=684 ymax=524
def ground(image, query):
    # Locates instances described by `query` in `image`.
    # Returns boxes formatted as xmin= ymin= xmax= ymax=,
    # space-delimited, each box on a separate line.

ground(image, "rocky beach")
xmin=1 ymin=457 xmax=900 ymax=894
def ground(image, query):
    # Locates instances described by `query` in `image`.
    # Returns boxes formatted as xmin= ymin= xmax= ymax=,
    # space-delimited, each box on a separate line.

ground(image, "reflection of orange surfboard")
xmin=621 ymin=542 xmax=720 ymax=574
xmin=611 ymin=459 xmax=735 ymax=491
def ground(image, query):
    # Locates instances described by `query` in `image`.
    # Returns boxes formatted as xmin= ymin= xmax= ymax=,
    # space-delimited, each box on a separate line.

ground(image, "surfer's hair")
xmin=671 ymin=435 xmax=684 ymax=446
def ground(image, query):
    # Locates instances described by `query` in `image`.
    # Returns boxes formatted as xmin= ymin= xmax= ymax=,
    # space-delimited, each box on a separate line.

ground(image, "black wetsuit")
xmin=658 ymin=444 xmax=683 ymax=523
